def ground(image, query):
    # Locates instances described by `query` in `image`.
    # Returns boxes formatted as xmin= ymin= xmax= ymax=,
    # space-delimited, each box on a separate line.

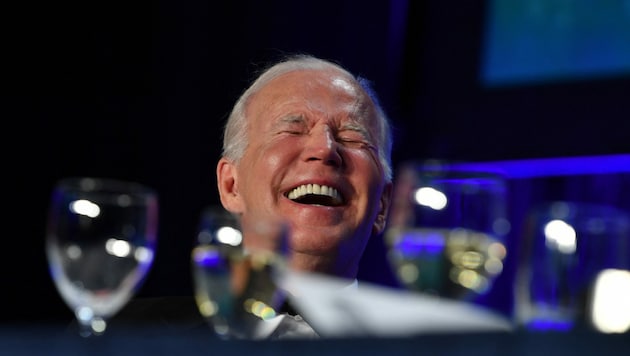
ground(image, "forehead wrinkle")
xmin=247 ymin=91 xmax=301 ymax=133
xmin=346 ymin=92 xmax=378 ymax=140
xmin=250 ymin=69 xmax=376 ymax=134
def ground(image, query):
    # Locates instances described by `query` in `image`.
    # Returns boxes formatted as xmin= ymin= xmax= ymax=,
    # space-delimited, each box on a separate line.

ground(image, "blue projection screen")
xmin=481 ymin=0 xmax=630 ymax=87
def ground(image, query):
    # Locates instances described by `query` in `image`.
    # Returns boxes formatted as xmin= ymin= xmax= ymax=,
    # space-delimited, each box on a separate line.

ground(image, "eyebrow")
xmin=269 ymin=114 xmax=307 ymax=129
xmin=340 ymin=121 xmax=373 ymax=141
xmin=272 ymin=113 xmax=376 ymax=144
xmin=278 ymin=114 xmax=306 ymax=124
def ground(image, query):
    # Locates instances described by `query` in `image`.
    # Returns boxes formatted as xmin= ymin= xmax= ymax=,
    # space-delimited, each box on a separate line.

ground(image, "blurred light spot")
xmin=449 ymin=228 xmax=470 ymax=245
xmin=197 ymin=231 xmax=213 ymax=244
xmin=449 ymin=267 xmax=462 ymax=284
xmin=251 ymin=253 xmax=274 ymax=270
xmin=396 ymin=230 xmax=445 ymax=255
xmin=450 ymin=251 xmax=464 ymax=265
xmin=398 ymin=263 xmax=419 ymax=284
xmin=79 ymin=177 xmax=97 ymax=190
xmin=250 ymin=301 xmax=264 ymax=314
xmin=66 ymin=244 xmax=82 ymax=259
xmin=459 ymin=251 xmax=483 ymax=269
xmin=259 ymin=306 xmax=277 ymax=320
xmin=76 ymin=306 xmax=94 ymax=323
xmin=217 ymin=226 xmax=242 ymax=246
xmin=485 ymin=257 xmax=504 ymax=275
xmin=134 ymin=246 xmax=153 ymax=263
xmin=215 ymin=324 xmax=229 ymax=337
xmin=69 ymin=199 xmax=100 ymax=218
xmin=116 ymin=194 xmax=132 ymax=207
xmin=544 ymin=219 xmax=576 ymax=254
xmin=91 ymin=318 xmax=106 ymax=334
xmin=493 ymin=218 xmax=511 ymax=235
xmin=458 ymin=270 xmax=478 ymax=288
xmin=591 ymin=269 xmax=630 ymax=333
xmin=458 ymin=269 xmax=488 ymax=292
xmin=488 ymin=242 xmax=507 ymax=260
xmin=246 ymin=299 xmax=277 ymax=320
xmin=414 ymin=187 xmax=447 ymax=210
xmin=527 ymin=319 xmax=573 ymax=331
xmin=105 ymin=238 xmax=131 ymax=258
xmin=550 ymin=201 xmax=570 ymax=219
xmin=192 ymin=246 xmax=221 ymax=267
xmin=196 ymin=299 xmax=218 ymax=317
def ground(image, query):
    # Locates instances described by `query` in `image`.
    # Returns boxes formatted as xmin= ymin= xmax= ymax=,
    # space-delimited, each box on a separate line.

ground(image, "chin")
xmin=290 ymin=230 xmax=341 ymax=254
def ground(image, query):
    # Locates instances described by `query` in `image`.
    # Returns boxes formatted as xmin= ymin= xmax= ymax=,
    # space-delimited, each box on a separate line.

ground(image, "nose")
xmin=303 ymin=126 xmax=342 ymax=167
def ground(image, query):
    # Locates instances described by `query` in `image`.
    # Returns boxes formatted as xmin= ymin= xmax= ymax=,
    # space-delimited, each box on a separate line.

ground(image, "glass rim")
xmin=55 ymin=177 xmax=157 ymax=196
xmin=398 ymin=160 xmax=508 ymax=179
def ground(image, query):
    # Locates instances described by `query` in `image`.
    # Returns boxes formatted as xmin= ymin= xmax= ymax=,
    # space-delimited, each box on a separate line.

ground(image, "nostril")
xmin=306 ymin=154 xmax=341 ymax=167
xmin=306 ymin=147 xmax=342 ymax=167
xmin=325 ymin=155 xmax=342 ymax=167
xmin=303 ymin=127 xmax=343 ymax=166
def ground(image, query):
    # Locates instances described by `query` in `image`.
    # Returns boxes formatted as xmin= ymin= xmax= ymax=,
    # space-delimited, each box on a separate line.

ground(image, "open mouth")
xmin=286 ymin=183 xmax=344 ymax=206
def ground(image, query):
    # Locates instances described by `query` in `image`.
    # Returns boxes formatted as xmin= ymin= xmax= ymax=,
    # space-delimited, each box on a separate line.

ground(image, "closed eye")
xmin=339 ymin=137 xmax=367 ymax=146
xmin=274 ymin=115 xmax=308 ymax=135
xmin=337 ymin=127 xmax=373 ymax=148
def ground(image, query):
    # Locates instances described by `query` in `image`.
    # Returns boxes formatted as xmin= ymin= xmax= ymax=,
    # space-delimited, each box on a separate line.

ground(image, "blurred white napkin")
xmin=278 ymin=270 xmax=514 ymax=338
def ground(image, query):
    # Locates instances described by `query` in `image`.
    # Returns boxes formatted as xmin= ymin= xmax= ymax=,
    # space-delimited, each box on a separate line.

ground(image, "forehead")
xmin=246 ymin=69 xmax=376 ymax=125
xmin=262 ymin=68 xmax=360 ymax=97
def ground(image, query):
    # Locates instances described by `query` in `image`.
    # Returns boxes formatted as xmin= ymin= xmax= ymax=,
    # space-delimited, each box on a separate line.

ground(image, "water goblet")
xmin=191 ymin=206 xmax=290 ymax=340
xmin=385 ymin=160 xmax=510 ymax=302
xmin=515 ymin=201 xmax=630 ymax=333
xmin=45 ymin=177 xmax=158 ymax=337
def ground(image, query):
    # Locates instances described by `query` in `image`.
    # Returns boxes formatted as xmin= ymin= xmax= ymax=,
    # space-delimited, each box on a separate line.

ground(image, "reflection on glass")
xmin=46 ymin=177 xmax=158 ymax=337
xmin=516 ymin=201 xmax=630 ymax=333
xmin=385 ymin=161 xmax=509 ymax=302
xmin=191 ymin=206 xmax=289 ymax=340
xmin=590 ymin=269 xmax=630 ymax=333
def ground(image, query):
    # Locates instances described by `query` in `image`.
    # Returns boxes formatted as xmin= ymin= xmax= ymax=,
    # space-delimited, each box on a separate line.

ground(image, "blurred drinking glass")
xmin=191 ymin=206 xmax=290 ymax=339
xmin=515 ymin=201 xmax=630 ymax=333
xmin=385 ymin=161 xmax=510 ymax=302
xmin=46 ymin=177 xmax=158 ymax=337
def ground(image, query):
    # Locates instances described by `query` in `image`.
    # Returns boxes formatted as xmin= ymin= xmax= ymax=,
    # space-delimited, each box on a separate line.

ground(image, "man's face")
xmin=218 ymin=69 xmax=391 ymax=277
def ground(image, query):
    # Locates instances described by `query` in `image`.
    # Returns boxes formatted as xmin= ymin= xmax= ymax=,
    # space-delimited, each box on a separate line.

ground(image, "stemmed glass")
xmin=384 ymin=161 xmax=510 ymax=303
xmin=191 ymin=206 xmax=290 ymax=340
xmin=45 ymin=177 xmax=158 ymax=337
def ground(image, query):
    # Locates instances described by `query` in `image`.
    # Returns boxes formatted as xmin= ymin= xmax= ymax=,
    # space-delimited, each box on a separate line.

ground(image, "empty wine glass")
xmin=385 ymin=160 xmax=510 ymax=303
xmin=46 ymin=177 xmax=158 ymax=337
xmin=191 ymin=206 xmax=290 ymax=340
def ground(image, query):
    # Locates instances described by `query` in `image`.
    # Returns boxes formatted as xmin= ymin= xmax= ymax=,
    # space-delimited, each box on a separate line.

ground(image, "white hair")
xmin=221 ymin=54 xmax=393 ymax=181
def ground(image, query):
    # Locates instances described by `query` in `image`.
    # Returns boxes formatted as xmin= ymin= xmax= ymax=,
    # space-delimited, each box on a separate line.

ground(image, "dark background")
xmin=4 ymin=1 xmax=629 ymax=323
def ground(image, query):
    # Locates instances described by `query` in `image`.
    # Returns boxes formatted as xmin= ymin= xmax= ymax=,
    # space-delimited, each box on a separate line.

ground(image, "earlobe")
xmin=373 ymin=182 xmax=393 ymax=235
xmin=216 ymin=158 xmax=245 ymax=214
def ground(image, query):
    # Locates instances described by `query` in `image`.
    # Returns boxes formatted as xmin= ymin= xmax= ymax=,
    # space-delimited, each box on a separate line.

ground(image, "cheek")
xmin=260 ymin=138 xmax=302 ymax=168
xmin=348 ymin=151 xmax=386 ymax=209
xmin=346 ymin=148 xmax=383 ymax=179
xmin=265 ymin=153 xmax=285 ymax=171
xmin=238 ymin=143 xmax=293 ymax=192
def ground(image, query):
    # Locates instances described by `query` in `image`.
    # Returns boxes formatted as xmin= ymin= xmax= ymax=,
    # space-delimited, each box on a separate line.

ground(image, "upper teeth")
xmin=287 ymin=184 xmax=341 ymax=202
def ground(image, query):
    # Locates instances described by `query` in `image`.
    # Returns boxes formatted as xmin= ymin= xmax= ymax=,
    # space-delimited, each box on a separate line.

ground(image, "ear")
xmin=216 ymin=157 xmax=245 ymax=214
xmin=373 ymin=182 xmax=393 ymax=235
